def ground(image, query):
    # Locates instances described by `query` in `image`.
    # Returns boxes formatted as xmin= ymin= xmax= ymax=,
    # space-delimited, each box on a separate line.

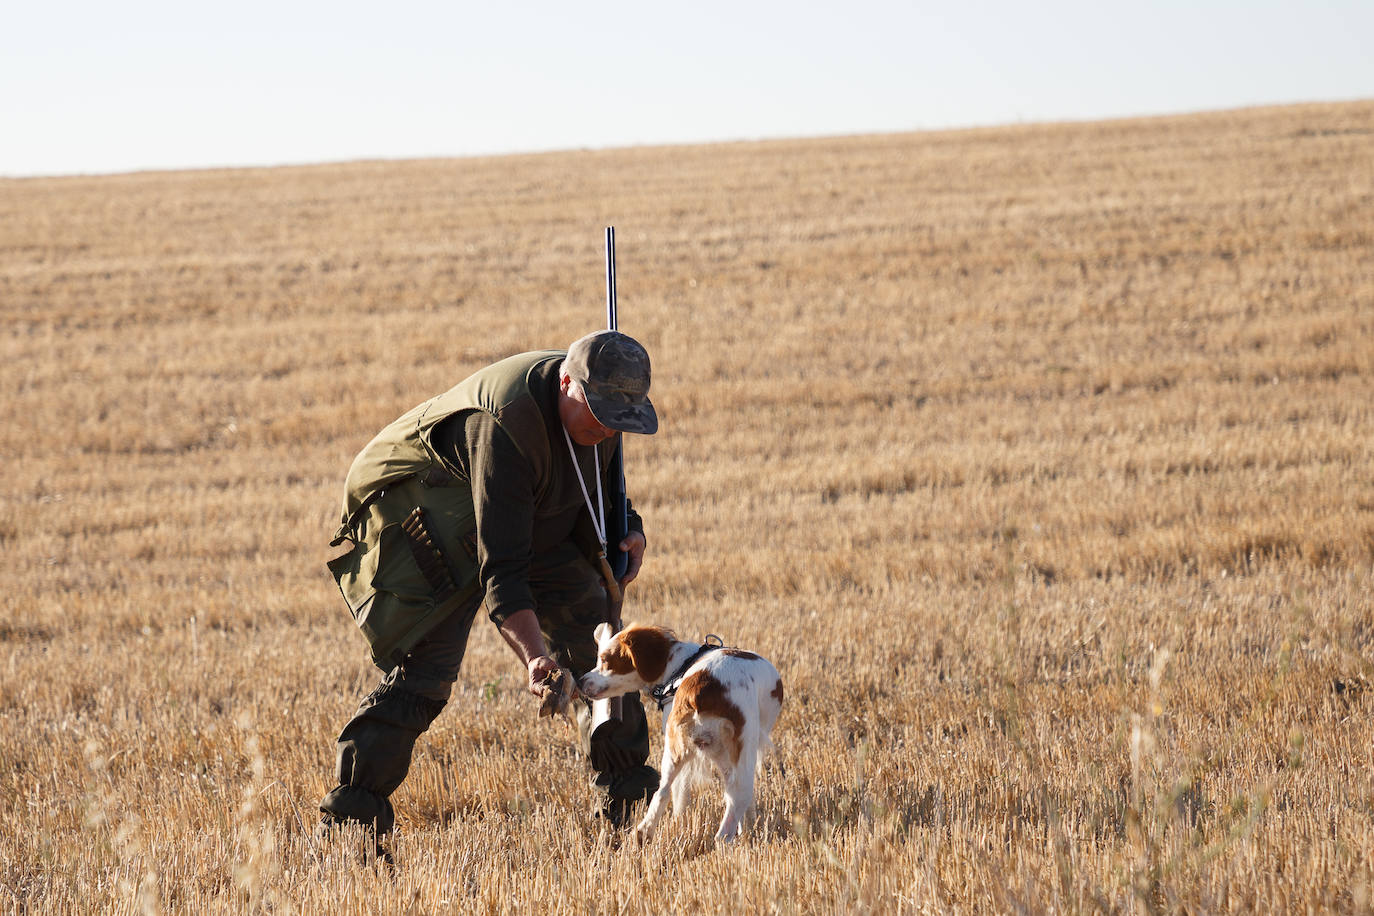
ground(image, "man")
xmin=319 ymin=330 xmax=660 ymax=847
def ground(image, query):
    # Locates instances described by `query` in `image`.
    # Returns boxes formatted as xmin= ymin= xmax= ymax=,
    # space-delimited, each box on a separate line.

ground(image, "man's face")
xmin=559 ymin=374 xmax=617 ymax=446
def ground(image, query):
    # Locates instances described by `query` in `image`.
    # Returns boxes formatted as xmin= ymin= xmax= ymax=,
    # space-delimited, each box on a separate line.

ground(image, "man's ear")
xmin=594 ymin=622 xmax=614 ymax=647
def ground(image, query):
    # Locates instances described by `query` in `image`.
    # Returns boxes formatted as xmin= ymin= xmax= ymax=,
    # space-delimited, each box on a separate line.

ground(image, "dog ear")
xmin=594 ymin=622 xmax=614 ymax=648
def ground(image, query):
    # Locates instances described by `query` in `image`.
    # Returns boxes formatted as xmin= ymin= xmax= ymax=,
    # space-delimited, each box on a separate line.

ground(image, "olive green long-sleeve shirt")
xmin=429 ymin=360 xmax=642 ymax=625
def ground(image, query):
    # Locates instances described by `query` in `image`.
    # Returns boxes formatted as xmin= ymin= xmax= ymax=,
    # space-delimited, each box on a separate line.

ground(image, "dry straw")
xmin=2 ymin=100 xmax=1372 ymax=913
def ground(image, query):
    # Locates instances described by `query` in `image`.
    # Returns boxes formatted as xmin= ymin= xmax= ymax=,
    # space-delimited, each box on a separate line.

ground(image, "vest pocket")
xmin=327 ymin=532 xmax=382 ymax=618
xmin=328 ymin=476 xmax=482 ymax=666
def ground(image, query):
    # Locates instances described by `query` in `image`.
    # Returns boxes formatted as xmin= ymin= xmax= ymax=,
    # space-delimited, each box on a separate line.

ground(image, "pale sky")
xmin=3 ymin=0 xmax=1371 ymax=177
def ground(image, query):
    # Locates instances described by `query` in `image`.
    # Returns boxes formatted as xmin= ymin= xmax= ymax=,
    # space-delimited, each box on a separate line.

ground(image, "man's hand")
xmin=618 ymin=530 xmax=647 ymax=586
xmin=527 ymin=654 xmax=562 ymax=697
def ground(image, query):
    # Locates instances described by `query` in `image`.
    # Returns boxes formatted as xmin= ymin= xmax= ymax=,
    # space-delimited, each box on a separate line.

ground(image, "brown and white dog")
xmin=579 ymin=623 xmax=783 ymax=843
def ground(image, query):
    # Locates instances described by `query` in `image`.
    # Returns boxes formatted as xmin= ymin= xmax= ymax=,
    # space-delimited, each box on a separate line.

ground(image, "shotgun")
xmin=604 ymin=226 xmax=630 ymax=584
xmin=593 ymin=226 xmax=628 ymax=732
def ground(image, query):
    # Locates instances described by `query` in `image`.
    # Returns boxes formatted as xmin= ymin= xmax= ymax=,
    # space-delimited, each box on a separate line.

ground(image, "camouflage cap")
xmin=564 ymin=330 xmax=658 ymax=435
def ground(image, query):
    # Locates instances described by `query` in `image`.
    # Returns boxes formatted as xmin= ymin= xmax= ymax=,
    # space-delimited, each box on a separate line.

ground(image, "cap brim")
xmin=586 ymin=394 xmax=658 ymax=435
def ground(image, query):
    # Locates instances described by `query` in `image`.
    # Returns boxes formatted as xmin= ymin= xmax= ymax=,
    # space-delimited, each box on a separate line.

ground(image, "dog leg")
xmin=715 ymin=734 xmax=761 ymax=843
xmin=670 ymin=754 xmax=698 ymax=813
xmin=715 ymin=769 xmax=755 ymax=842
xmin=635 ymin=745 xmax=686 ymax=844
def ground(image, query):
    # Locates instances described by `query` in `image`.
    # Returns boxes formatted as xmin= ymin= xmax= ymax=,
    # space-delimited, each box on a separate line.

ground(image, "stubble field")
xmin=2 ymin=101 xmax=1373 ymax=913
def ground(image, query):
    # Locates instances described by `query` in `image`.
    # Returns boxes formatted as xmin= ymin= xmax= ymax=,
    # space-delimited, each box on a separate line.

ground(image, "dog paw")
xmin=714 ymin=819 xmax=740 ymax=844
xmin=634 ymin=821 xmax=655 ymax=845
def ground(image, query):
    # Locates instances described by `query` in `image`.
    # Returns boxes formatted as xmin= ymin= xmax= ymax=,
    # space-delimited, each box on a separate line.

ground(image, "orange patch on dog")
xmin=601 ymin=640 xmax=636 ymax=676
xmin=771 ymin=678 xmax=785 ymax=706
xmin=618 ymin=624 xmax=673 ymax=683
xmin=669 ymin=670 xmax=745 ymax=765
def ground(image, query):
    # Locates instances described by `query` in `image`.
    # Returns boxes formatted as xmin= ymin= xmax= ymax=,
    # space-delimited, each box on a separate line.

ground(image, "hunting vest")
xmin=328 ymin=350 xmax=566 ymax=667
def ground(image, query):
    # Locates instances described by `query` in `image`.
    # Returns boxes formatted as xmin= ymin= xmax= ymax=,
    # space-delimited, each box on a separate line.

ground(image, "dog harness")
xmin=651 ymin=634 xmax=725 ymax=710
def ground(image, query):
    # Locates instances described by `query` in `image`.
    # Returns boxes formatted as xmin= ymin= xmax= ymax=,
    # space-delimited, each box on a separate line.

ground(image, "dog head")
xmin=579 ymin=622 xmax=676 ymax=700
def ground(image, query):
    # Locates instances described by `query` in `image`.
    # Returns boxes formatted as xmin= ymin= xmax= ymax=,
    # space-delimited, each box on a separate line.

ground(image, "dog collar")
xmin=651 ymin=634 xmax=724 ymax=710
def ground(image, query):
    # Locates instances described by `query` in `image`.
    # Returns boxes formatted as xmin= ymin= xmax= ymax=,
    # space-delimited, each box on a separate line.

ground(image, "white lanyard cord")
xmin=562 ymin=427 xmax=606 ymax=551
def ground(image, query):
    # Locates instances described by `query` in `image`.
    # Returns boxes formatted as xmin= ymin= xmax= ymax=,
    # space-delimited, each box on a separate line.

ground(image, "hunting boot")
xmin=320 ymin=596 xmax=477 ymax=859
xmin=579 ymin=692 xmax=659 ymax=828
xmin=318 ymin=679 xmax=447 ymax=857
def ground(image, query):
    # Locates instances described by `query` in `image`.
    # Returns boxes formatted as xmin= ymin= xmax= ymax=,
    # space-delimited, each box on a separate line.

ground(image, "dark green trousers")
xmin=319 ymin=541 xmax=658 ymax=835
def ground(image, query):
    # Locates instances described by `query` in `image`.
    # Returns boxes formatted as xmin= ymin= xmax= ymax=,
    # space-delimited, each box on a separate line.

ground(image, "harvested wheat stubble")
xmin=2 ymin=100 xmax=1372 ymax=913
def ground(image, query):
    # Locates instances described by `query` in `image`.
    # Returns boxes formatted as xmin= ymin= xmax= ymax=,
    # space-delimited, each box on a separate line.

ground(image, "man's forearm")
xmin=500 ymin=608 xmax=563 ymax=697
xmin=498 ymin=608 xmax=550 ymax=665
